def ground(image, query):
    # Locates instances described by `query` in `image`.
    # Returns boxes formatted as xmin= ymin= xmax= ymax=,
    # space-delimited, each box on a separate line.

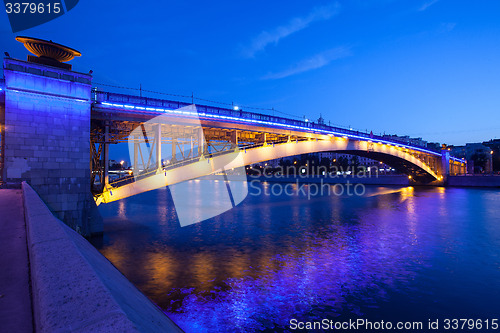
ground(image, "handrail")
xmin=107 ymin=145 xmax=250 ymax=188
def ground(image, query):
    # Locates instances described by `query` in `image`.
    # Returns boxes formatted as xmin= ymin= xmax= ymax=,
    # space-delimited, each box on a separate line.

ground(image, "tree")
xmin=350 ymin=155 xmax=360 ymax=171
xmin=337 ymin=156 xmax=349 ymax=171
xmin=471 ymin=151 xmax=488 ymax=173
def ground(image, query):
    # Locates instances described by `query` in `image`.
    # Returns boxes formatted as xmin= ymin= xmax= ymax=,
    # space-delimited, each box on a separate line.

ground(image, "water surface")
xmin=92 ymin=182 xmax=500 ymax=332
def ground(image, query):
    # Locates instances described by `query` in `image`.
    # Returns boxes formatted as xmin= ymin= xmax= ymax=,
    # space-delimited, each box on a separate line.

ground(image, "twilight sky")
xmin=1 ymin=0 xmax=500 ymax=145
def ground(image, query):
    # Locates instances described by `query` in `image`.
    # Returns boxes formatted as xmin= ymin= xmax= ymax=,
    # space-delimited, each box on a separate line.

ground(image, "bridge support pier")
xmin=2 ymin=58 xmax=102 ymax=236
xmin=441 ymin=149 xmax=451 ymax=182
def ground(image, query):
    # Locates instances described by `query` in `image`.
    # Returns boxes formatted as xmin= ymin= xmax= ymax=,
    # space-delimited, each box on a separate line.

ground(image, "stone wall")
xmin=22 ymin=182 xmax=183 ymax=332
xmin=3 ymin=58 xmax=101 ymax=235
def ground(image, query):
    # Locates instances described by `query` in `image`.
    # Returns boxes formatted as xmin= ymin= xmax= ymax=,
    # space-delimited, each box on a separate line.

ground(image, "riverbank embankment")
xmin=21 ymin=182 xmax=184 ymax=332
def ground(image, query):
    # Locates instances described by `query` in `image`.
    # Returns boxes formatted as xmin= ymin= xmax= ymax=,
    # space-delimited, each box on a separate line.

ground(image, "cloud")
xmin=418 ymin=0 xmax=439 ymax=11
xmin=261 ymin=47 xmax=351 ymax=80
xmin=242 ymin=2 xmax=340 ymax=58
xmin=439 ymin=22 xmax=456 ymax=33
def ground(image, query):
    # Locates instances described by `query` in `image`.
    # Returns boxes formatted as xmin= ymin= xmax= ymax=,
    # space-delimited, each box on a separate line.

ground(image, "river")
xmin=91 ymin=181 xmax=500 ymax=332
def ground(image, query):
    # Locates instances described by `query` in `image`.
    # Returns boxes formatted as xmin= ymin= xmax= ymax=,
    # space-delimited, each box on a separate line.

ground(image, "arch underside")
xmin=335 ymin=150 xmax=438 ymax=182
xmin=99 ymin=139 xmax=440 ymax=204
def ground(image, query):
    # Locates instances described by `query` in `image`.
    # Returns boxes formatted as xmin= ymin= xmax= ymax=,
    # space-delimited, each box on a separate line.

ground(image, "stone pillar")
xmin=0 ymin=84 xmax=5 ymax=183
xmin=441 ymin=150 xmax=450 ymax=180
xmin=3 ymin=58 xmax=101 ymax=236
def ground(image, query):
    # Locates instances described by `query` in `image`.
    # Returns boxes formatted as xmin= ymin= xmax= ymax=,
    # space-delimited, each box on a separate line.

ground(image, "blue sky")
xmin=1 ymin=0 xmax=500 ymax=145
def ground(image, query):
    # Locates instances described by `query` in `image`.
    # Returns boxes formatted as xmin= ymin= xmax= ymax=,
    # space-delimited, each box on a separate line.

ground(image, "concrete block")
xmin=42 ymin=162 xmax=60 ymax=169
xmin=34 ymin=151 xmax=50 ymax=158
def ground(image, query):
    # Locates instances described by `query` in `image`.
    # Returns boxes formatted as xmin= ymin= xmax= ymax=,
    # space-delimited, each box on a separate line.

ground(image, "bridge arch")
xmin=98 ymin=137 xmax=440 ymax=204
xmin=224 ymin=138 xmax=439 ymax=180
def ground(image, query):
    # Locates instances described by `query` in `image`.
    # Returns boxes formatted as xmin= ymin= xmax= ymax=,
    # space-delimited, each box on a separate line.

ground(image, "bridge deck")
xmin=91 ymin=90 xmax=442 ymax=155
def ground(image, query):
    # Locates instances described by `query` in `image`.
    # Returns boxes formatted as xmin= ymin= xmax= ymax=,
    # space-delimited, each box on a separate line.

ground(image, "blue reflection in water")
xmin=93 ymin=182 xmax=500 ymax=332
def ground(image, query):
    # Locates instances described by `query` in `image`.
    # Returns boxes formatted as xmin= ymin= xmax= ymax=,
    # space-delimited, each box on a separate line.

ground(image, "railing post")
xmin=197 ymin=127 xmax=205 ymax=157
xmin=133 ymin=136 xmax=138 ymax=174
xmin=190 ymin=135 xmax=194 ymax=157
xmin=155 ymin=124 xmax=162 ymax=169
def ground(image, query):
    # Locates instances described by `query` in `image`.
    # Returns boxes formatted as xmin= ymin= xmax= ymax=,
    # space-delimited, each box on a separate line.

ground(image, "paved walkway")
xmin=0 ymin=189 xmax=33 ymax=332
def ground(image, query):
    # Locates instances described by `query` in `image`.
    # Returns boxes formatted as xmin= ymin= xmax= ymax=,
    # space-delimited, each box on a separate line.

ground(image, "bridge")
xmin=0 ymin=39 xmax=466 ymax=235
xmin=90 ymin=90 xmax=466 ymax=204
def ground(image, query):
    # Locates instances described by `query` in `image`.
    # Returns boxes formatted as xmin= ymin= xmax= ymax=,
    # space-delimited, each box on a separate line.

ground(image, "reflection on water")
xmin=92 ymin=182 xmax=500 ymax=332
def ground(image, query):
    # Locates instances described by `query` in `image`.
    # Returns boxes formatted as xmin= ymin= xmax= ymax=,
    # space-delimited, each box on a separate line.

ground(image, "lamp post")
xmin=489 ymin=151 xmax=494 ymax=174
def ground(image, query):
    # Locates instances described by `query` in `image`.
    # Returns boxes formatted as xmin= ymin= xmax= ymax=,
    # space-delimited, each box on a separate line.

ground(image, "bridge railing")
xmin=92 ymin=90 xmax=438 ymax=152
xmin=106 ymin=140 xmax=277 ymax=189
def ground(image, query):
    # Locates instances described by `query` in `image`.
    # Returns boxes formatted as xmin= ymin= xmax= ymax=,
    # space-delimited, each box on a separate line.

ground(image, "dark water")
xmin=92 ymin=182 xmax=500 ymax=332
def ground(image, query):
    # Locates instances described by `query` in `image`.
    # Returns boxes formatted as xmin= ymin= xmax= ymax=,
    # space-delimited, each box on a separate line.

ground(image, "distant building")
xmin=483 ymin=139 xmax=500 ymax=151
xmin=382 ymin=134 xmax=427 ymax=148
xmin=426 ymin=142 xmax=441 ymax=151
xmin=483 ymin=139 xmax=500 ymax=172
xmin=251 ymin=152 xmax=395 ymax=173
xmin=450 ymin=143 xmax=492 ymax=173
xmin=317 ymin=114 xmax=325 ymax=125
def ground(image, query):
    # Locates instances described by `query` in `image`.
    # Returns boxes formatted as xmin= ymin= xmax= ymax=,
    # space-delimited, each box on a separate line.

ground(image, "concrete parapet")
xmin=22 ymin=182 xmax=183 ymax=333
xmin=448 ymin=175 xmax=500 ymax=187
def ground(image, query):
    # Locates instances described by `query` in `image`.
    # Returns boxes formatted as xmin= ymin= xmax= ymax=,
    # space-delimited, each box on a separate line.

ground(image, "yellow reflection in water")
xmin=191 ymin=252 xmax=217 ymax=288
xmin=401 ymin=187 xmax=418 ymax=245
xmin=400 ymin=186 xmax=414 ymax=203
xmin=225 ymin=250 xmax=251 ymax=280
xmin=118 ymin=200 xmax=126 ymax=219
xmin=143 ymin=251 xmax=178 ymax=298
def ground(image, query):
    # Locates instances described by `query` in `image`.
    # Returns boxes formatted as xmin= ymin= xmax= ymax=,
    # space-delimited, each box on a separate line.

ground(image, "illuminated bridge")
xmin=0 ymin=39 xmax=468 ymax=235
xmin=90 ymin=90 xmax=467 ymax=204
